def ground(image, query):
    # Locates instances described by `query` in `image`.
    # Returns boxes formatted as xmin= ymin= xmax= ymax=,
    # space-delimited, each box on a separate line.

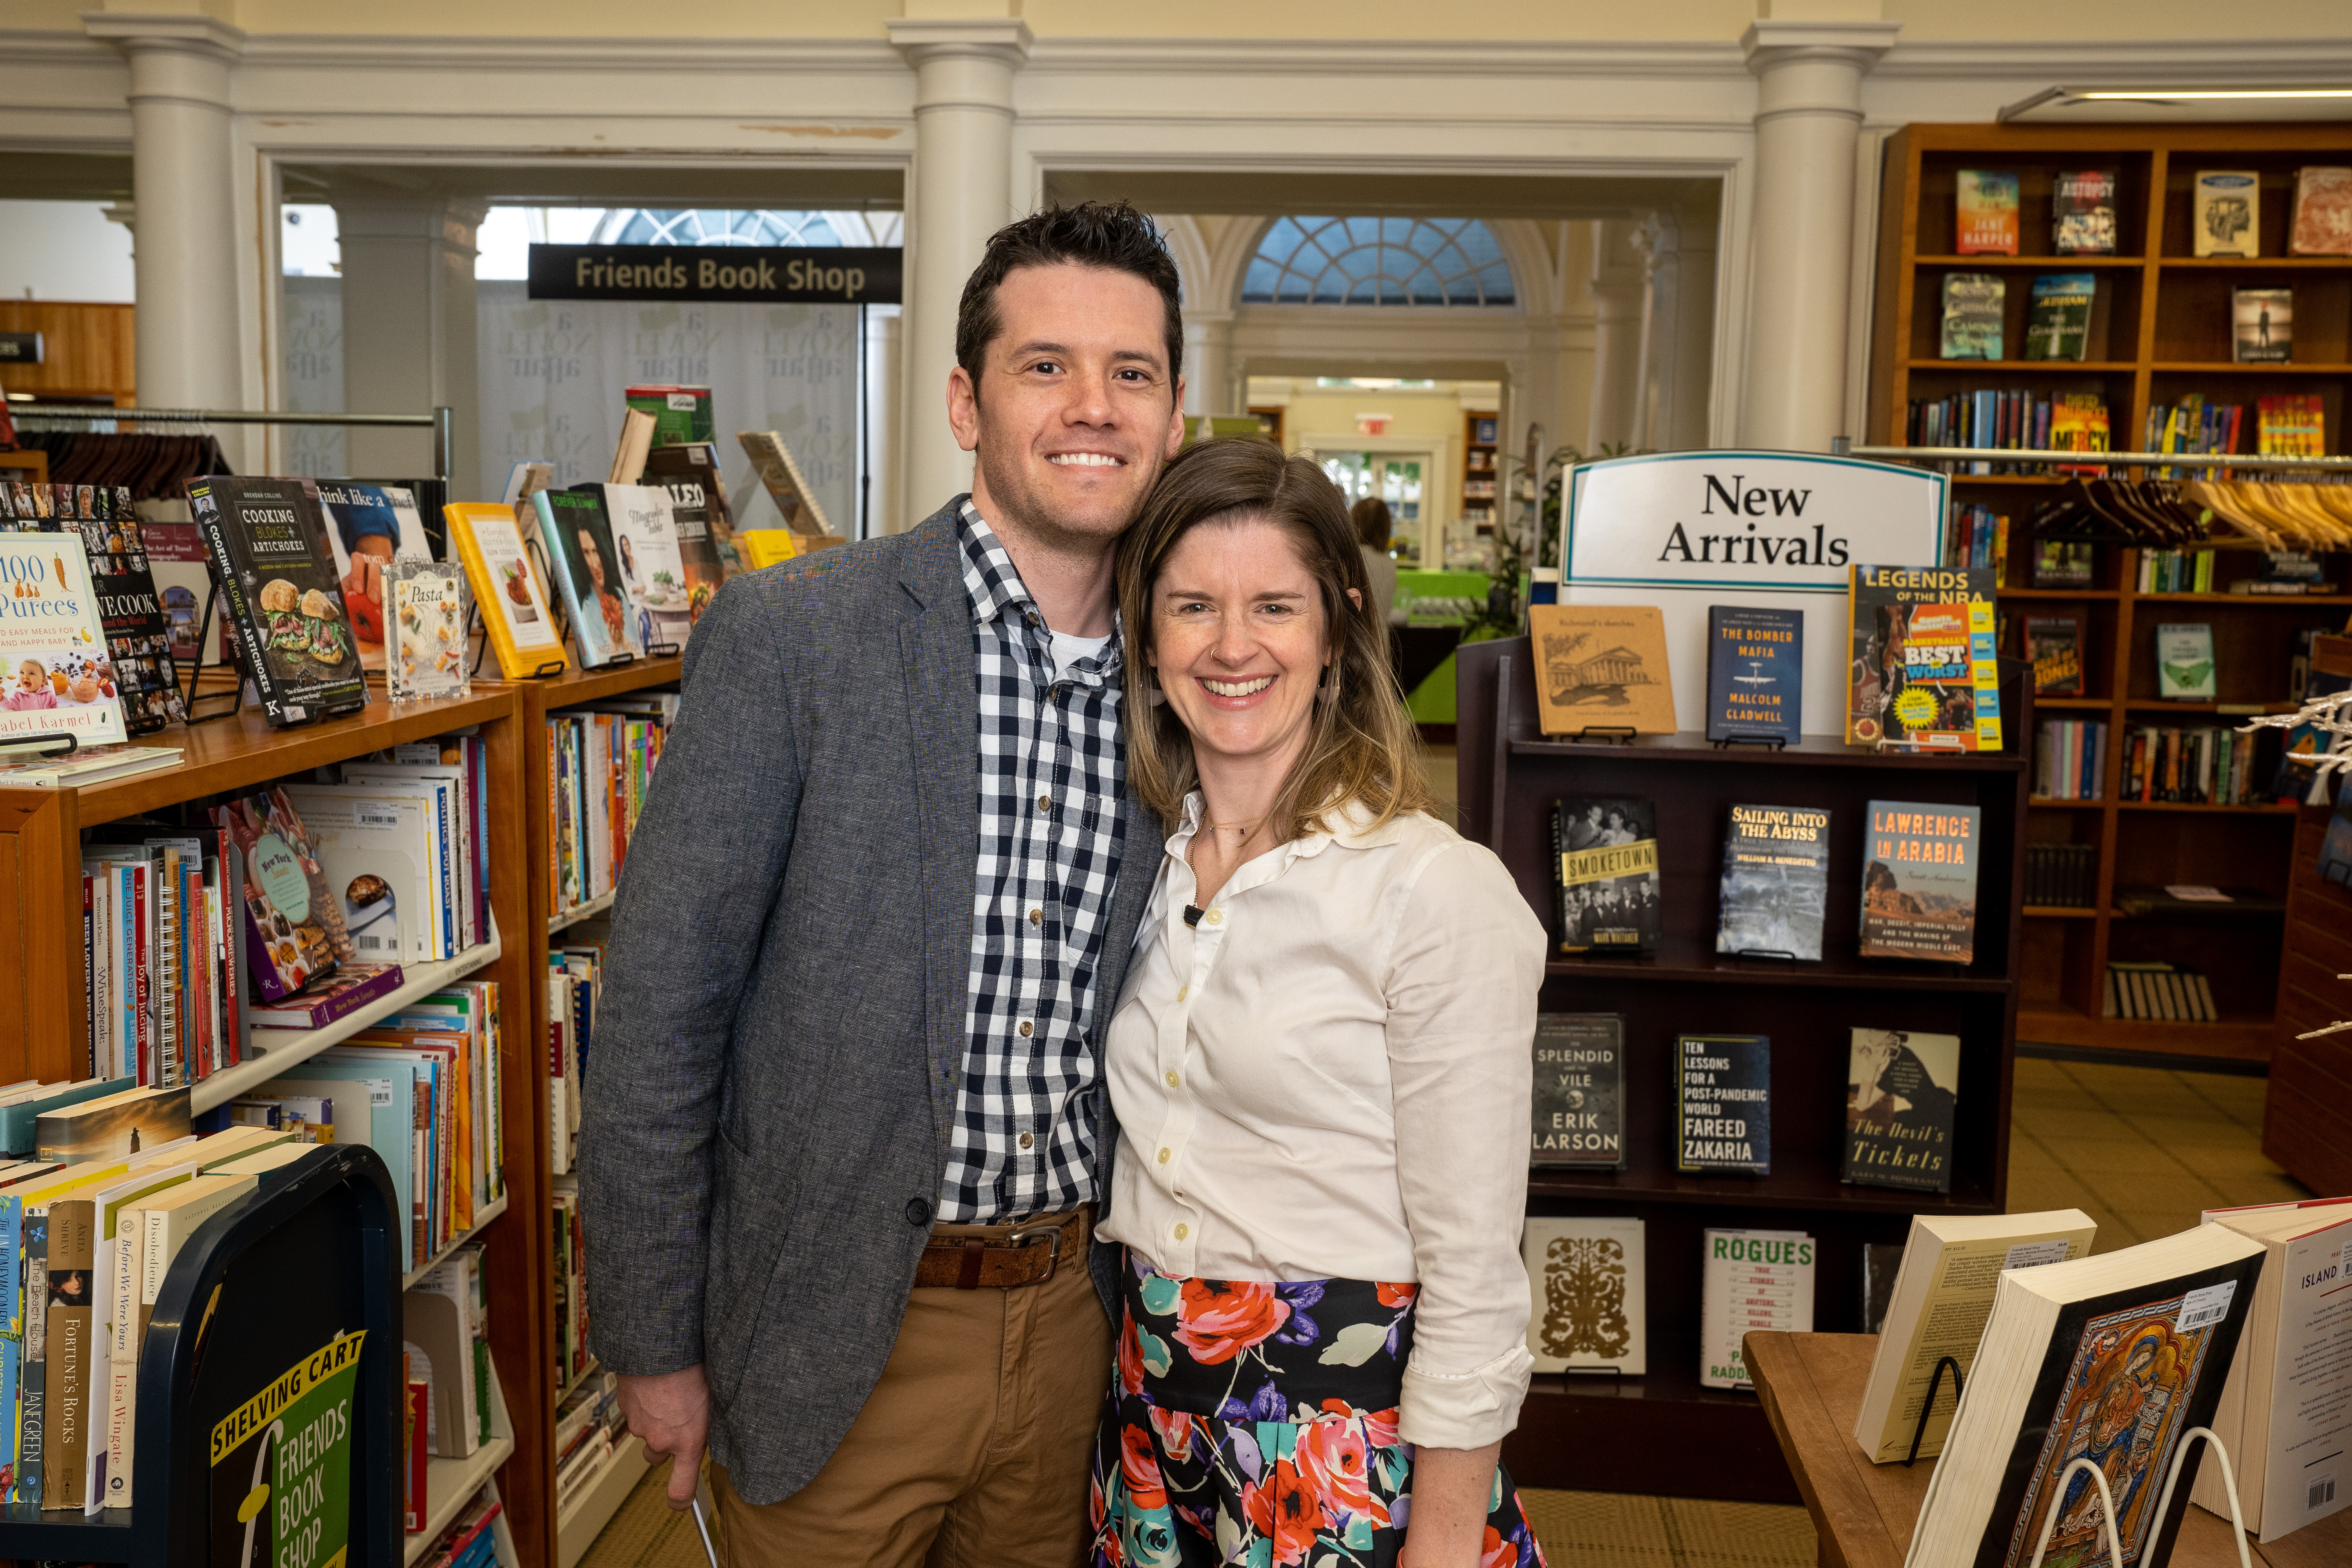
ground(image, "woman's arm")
xmin=1400 ymin=1440 xmax=1504 ymax=1568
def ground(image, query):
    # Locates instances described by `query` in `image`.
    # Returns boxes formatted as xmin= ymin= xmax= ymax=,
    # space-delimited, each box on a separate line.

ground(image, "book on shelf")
xmin=546 ymin=698 xmax=675 ymax=921
xmin=2033 ymin=718 xmax=2108 ymax=802
xmin=1526 ymin=605 xmax=1676 ymax=736
xmin=1946 ymin=505 xmax=2007 ymax=574
xmin=314 ymin=481 xmax=433 ymax=675
xmin=2024 ymin=844 xmax=2098 ymax=909
xmin=2103 ymin=962 xmax=2219 ymax=1023
xmin=1859 ymin=801 xmax=1982 ymax=965
xmin=2024 ymin=616 xmax=2083 ymax=696
xmin=2052 ymin=169 xmax=2118 ymax=255
xmin=68 ymin=486 xmax=186 ymax=733
xmin=215 ymin=785 xmax=356 ymax=1002
xmin=1714 ymin=804 xmax=1829 ymax=961
xmin=405 ymin=1241 xmax=488 ymax=1458
xmin=1700 ymin=1228 xmax=1812 ymax=1392
xmin=1910 ymin=390 xmax=2106 ymax=473
xmin=415 ymin=1486 xmax=505 ymax=1568
xmin=1955 ymin=170 xmax=2019 ymax=255
xmin=596 ymin=483 xmax=696 ymax=654
xmin=738 ymin=429 xmax=835 ymax=539
xmin=552 ymin=1180 xmax=588 ymax=1381
xmin=2288 ymin=166 xmax=2352 ymax=256
xmin=1550 ymin=797 xmax=1662 ymax=957
xmin=336 ymin=738 xmax=494 ymax=958
xmin=2194 ymin=170 xmax=2262 ymax=258
xmin=279 ymin=783 xmax=439 ymax=966
xmin=1521 ymin=1217 xmax=1644 ymax=1375
xmin=533 ymin=489 xmax=643 ymax=669
xmin=643 ymin=440 xmax=745 ymax=579
xmin=443 ymin=501 xmax=569 ymax=680
xmin=1676 ymin=1034 xmax=1769 ymax=1176
xmin=1939 ymin=273 xmax=2004 ymax=360
xmin=2155 ymin=622 xmax=2216 ymax=701
xmin=1529 ymin=1014 xmax=1625 ymax=1169
xmin=1842 ymin=1027 xmax=1959 ymax=1194
xmin=628 ymin=383 xmax=714 ymax=446
xmin=2148 ymin=393 xmax=2245 ymax=461
xmin=185 ymin=476 xmax=369 ymax=728
xmin=2023 ymin=274 xmax=2095 ymax=363
xmin=2030 ymin=540 xmax=2095 ymax=589
xmin=2190 ymin=1200 xmax=2352 ymax=1539
xmin=1844 ymin=565 xmax=2001 ymax=752
xmin=1902 ymin=1223 xmax=2265 ymax=1568
xmin=2121 ymin=723 xmax=2257 ymax=805
xmin=2232 ymin=287 xmax=2293 ymax=365
xmin=243 ymin=963 xmax=405 ymax=1030
xmin=0 ymin=528 xmax=129 ymax=750
xmin=79 ymin=825 xmax=236 ymax=1087
xmin=1851 ymin=1210 xmax=2097 ymax=1464
xmin=1704 ymin=605 xmax=1802 ymax=742
xmin=2136 ymin=549 xmax=2215 ymax=595
xmin=2255 ymin=394 xmax=2326 ymax=458
xmin=1862 ymin=1243 xmax=1904 ymax=1336
xmin=33 ymin=1085 xmax=190 ymax=1164
xmin=735 ymin=529 xmax=801 ymax=570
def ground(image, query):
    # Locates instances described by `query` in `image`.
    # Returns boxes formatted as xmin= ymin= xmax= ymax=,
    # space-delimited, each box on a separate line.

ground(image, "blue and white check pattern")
xmin=938 ymin=500 xmax=1129 ymax=1223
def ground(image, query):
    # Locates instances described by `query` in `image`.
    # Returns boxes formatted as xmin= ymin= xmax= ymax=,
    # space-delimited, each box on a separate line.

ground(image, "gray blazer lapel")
xmin=897 ymin=510 xmax=978 ymax=1154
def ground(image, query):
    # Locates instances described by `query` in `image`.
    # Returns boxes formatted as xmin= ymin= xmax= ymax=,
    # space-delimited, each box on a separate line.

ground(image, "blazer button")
xmin=905 ymin=1198 xmax=932 ymax=1227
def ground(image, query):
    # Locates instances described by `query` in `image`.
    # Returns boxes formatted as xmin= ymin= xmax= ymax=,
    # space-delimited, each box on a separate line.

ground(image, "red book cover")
xmin=188 ymin=860 xmax=210 ymax=1079
xmin=405 ymin=1376 xmax=428 ymax=1531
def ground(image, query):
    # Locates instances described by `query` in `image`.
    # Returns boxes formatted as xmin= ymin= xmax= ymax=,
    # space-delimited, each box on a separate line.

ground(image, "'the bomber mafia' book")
xmin=1704 ymin=605 xmax=1802 ymax=743
xmin=1858 ymin=801 xmax=1982 ymax=965
xmin=1551 ymin=798 xmax=1662 ymax=957
xmin=1715 ymin=804 xmax=1829 ymax=962
xmin=1676 ymin=1034 xmax=1769 ymax=1176
xmin=1842 ymin=1027 xmax=1959 ymax=1195
xmin=1529 ymin=1014 xmax=1625 ymax=1170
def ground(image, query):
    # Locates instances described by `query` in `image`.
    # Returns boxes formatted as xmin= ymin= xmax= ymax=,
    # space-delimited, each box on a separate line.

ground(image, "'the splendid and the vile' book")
xmin=1530 ymin=1014 xmax=1625 ymax=1170
xmin=1715 ymin=803 xmax=1829 ymax=961
xmin=1859 ymin=800 xmax=1982 ymax=964
xmin=1842 ymin=1027 xmax=1960 ymax=1194
xmin=1676 ymin=1034 xmax=1770 ymax=1176
xmin=1845 ymin=565 xmax=2001 ymax=751
xmin=1552 ymin=797 xmax=1663 ymax=956
xmin=1705 ymin=605 xmax=1802 ymax=743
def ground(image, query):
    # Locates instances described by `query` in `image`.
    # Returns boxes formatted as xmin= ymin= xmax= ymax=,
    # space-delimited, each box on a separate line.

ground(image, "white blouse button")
xmin=1157 ymin=1147 xmax=1171 ymax=1164
xmin=1204 ymin=909 xmax=1223 ymax=926
xmin=1174 ymin=1223 xmax=1189 ymax=1241
xmin=1165 ymin=1070 xmax=1180 ymax=1089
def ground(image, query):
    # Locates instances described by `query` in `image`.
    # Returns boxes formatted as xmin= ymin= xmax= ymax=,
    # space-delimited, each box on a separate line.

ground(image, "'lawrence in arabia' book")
xmin=1858 ymin=801 xmax=1981 ymax=964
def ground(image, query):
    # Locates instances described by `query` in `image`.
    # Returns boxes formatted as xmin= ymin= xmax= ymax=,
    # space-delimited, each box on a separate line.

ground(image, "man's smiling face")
xmin=950 ymin=261 xmax=1185 ymax=552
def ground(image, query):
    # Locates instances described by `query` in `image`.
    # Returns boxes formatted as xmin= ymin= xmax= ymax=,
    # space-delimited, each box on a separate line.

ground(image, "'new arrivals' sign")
xmin=527 ymin=244 xmax=901 ymax=305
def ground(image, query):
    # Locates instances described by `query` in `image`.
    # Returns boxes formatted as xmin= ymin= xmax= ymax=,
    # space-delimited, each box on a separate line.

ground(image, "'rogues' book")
xmin=186 ymin=477 xmax=367 ymax=727
xmin=1705 ymin=605 xmax=1802 ymax=743
xmin=1676 ymin=1034 xmax=1770 ymax=1176
xmin=1529 ymin=1014 xmax=1625 ymax=1170
xmin=1701 ymin=1228 xmax=1813 ymax=1392
xmin=1859 ymin=801 xmax=1981 ymax=964
xmin=1551 ymin=797 xmax=1662 ymax=956
xmin=1842 ymin=1028 xmax=1959 ymax=1194
xmin=1715 ymin=804 xmax=1829 ymax=961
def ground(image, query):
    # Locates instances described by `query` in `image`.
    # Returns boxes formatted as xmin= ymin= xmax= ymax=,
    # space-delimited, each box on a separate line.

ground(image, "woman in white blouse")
xmin=1090 ymin=438 xmax=1548 ymax=1568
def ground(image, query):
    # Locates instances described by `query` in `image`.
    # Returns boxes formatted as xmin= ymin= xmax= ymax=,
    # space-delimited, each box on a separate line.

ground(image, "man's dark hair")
xmin=955 ymin=201 xmax=1184 ymax=399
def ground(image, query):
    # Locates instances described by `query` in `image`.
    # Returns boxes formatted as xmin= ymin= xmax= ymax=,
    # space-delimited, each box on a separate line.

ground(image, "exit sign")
xmin=0 ymin=333 xmax=42 ymax=364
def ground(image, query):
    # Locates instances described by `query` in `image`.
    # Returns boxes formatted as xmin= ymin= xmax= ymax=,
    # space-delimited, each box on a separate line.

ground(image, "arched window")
xmin=592 ymin=210 xmax=903 ymax=247
xmin=1242 ymin=217 xmax=1515 ymax=307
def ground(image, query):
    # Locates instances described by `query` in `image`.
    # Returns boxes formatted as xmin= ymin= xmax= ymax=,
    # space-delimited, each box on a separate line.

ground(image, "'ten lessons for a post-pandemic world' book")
xmin=1705 ymin=605 xmax=1802 ymax=743
xmin=0 ymin=529 xmax=128 ymax=749
xmin=1859 ymin=800 xmax=1981 ymax=964
xmin=186 ymin=477 xmax=367 ymax=728
xmin=1530 ymin=1014 xmax=1625 ymax=1169
xmin=1715 ymin=804 xmax=1829 ymax=961
xmin=1842 ymin=1027 xmax=1959 ymax=1195
xmin=1551 ymin=797 xmax=1662 ymax=956
xmin=1676 ymin=1034 xmax=1770 ymax=1176
xmin=1845 ymin=565 xmax=2001 ymax=751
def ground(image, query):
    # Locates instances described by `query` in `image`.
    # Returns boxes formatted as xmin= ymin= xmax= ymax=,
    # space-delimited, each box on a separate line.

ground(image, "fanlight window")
xmin=594 ymin=210 xmax=902 ymax=247
xmin=1243 ymin=217 xmax=1515 ymax=307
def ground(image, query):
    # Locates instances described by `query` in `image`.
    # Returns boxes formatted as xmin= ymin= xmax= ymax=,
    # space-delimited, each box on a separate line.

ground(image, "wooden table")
xmin=1742 ymin=1331 xmax=2352 ymax=1568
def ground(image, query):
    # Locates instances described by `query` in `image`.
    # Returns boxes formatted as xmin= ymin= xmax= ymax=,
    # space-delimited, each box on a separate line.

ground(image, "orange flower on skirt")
xmin=1173 ymin=1278 xmax=1290 ymax=1365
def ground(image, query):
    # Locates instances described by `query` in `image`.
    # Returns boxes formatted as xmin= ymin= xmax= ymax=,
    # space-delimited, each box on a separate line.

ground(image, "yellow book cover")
xmin=735 ymin=529 xmax=801 ymax=571
xmin=443 ymin=502 xmax=568 ymax=679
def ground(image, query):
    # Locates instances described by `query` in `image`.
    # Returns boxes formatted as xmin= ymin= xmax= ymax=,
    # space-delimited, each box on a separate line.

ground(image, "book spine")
xmin=190 ymin=488 xmax=284 ymax=723
xmin=247 ymin=966 xmax=406 ymax=1029
xmin=21 ymin=1211 xmax=47 ymax=1507
xmin=102 ymin=1207 xmax=141 ymax=1507
xmin=48 ymin=1198 xmax=93 ymax=1511
xmin=82 ymin=875 xmax=95 ymax=1079
xmin=128 ymin=865 xmax=149 ymax=1088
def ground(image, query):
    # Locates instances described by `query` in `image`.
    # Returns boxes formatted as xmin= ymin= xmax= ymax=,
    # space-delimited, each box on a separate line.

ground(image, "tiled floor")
xmin=576 ymin=1029 xmax=2311 ymax=1568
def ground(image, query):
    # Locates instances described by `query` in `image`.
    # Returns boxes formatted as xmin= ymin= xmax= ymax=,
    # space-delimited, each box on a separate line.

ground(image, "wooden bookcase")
xmin=1868 ymin=121 xmax=2352 ymax=1061
xmin=1460 ymin=411 xmax=1499 ymax=555
xmin=1457 ymin=637 xmax=2026 ymax=1502
xmin=2263 ymin=802 xmax=2352 ymax=1197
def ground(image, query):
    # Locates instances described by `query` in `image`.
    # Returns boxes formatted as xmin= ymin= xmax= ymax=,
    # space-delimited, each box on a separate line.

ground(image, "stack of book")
xmin=80 ymin=829 xmax=241 ymax=1089
xmin=2120 ymin=724 xmax=2259 ymax=805
xmin=404 ymin=1240 xmax=492 ymax=1495
xmin=550 ymin=943 xmax=603 ymax=1176
xmin=2033 ymin=718 xmax=2108 ymax=800
xmin=1946 ymin=503 xmax=2009 ymax=572
xmin=2023 ymin=843 xmax=2098 ymax=908
xmin=548 ymin=696 xmax=676 ymax=921
xmin=2146 ymin=395 xmax=2247 ymax=462
xmin=555 ymin=1368 xmax=625 ymax=1516
xmin=2104 ymin=961 xmax=2220 ymax=1021
xmin=2136 ymin=549 xmax=2216 ymax=594
xmin=1906 ymin=391 xmax=2108 ymax=473
xmin=552 ymin=1178 xmax=590 ymax=1394
xmin=410 ymin=1488 xmax=504 ymax=1568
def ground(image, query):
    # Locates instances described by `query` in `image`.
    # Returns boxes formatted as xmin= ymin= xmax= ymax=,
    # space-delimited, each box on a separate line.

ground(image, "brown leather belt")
xmin=914 ymin=1206 xmax=1089 ymax=1291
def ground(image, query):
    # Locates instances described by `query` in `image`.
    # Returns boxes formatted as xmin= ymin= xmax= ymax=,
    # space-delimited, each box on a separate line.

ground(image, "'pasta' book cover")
xmin=1842 ymin=1027 xmax=1959 ymax=1194
xmin=0 ymin=529 xmax=128 ymax=749
xmin=1704 ymin=605 xmax=1802 ymax=743
xmin=1715 ymin=804 xmax=1829 ymax=961
xmin=1859 ymin=800 xmax=1981 ymax=964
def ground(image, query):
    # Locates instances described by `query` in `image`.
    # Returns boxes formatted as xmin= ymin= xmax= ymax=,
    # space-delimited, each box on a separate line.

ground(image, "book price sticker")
xmin=2003 ymin=1239 xmax=2075 ymax=1272
xmin=2177 ymin=1280 xmax=2238 ymax=1333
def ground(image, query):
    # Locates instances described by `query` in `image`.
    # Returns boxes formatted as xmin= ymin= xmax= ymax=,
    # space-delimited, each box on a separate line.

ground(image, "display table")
xmin=1742 ymin=1331 xmax=2350 ymax=1568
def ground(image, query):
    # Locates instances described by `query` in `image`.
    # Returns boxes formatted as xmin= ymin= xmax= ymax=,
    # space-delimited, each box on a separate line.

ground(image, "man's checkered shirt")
xmin=937 ymin=500 xmax=1129 ymax=1223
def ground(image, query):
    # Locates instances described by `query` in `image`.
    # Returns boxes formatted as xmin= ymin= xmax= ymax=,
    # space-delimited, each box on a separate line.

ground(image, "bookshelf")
xmin=1460 ymin=412 xmax=1499 ymax=559
xmin=1868 ymin=121 xmax=2352 ymax=1062
xmin=2263 ymin=803 xmax=2352 ymax=1198
xmin=1457 ymin=638 xmax=2027 ymax=1502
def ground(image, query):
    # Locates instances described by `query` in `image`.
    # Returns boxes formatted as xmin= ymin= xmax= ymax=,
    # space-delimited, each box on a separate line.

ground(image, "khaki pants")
xmin=711 ymin=1211 xmax=1112 ymax=1568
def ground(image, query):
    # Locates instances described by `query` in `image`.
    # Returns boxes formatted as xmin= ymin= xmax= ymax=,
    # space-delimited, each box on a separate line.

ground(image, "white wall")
xmin=0 ymin=200 xmax=133 ymax=302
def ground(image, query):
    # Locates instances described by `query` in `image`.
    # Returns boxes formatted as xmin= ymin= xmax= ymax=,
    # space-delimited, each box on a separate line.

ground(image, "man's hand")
xmin=618 ymin=1365 xmax=711 ymax=1510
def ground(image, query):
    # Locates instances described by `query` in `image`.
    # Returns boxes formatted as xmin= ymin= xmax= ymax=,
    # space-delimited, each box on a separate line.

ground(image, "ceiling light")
xmin=1999 ymin=86 xmax=2352 ymax=122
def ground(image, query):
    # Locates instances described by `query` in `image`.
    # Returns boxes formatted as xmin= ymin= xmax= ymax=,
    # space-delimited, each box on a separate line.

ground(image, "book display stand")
xmin=1459 ymin=637 xmax=2030 ymax=1502
xmin=1901 ymin=1356 xmax=1961 ymax=1467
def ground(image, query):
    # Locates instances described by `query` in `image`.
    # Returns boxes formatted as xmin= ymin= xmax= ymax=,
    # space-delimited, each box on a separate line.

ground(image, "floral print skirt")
xmin=1089 ymin=1249 xmax=1545 ymax=1568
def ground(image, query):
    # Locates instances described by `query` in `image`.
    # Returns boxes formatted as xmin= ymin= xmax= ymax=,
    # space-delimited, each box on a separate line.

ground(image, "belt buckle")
xmin=1005 ymin=1220 xmax=1063 ymax=1283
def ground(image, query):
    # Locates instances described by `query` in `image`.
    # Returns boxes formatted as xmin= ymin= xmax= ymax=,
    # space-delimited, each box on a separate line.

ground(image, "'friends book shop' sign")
xmin=1560 ymin=453 xmax=1947 ymax=737
xmin=528 ymin=244 xmax=902 ymax=305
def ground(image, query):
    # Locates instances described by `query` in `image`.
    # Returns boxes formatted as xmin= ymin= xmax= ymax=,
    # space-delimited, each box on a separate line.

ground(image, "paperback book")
xmin=1701 ymin=1229 xmax=1813 ymax=1392
xmin=1676 ymin=1034 xmax=1770 ymax=1176
xmin=1955 ymin=170 xmax=2019 ymax=255
xmin=0 ymin=529 xmax=129 ymax=749
xmin=185 ymin=477 xmax=367 ymax=728
xmin=533 ymin=489 xmax=642 ymax=669
xmin=1714 ymin=804 xmax=1829 ymax=961
xmin=2155 ymin=623 xmax=2216 ymax=701
xmin=2023 ymin=274 xmax=2094 ymax=363
xmin=1704 ymin=605 xmax=1802 ymax=743
xmin=1858 ymin=801 xmax=1981 ymax=964
xmin=1940 ymin=274 xmax=2004 ymax=360
xmin=314 ymin=481 xmax=432 ymax=674
xmin=2052 ymin=169 xmax=2118 ymax=255
xmin=2195 ymin=170 xmax=2261 ymax=258
xmin=1529 ymin=1014 xmax=1625 ymax=1169
xmin=1842 ymin=1027 xmax=1959 ymax=1194
xmin=2232 ymin=287 xmax=2293 ymax=364
xmin=1522 ymin=1217 xmax=1645 ymax=1374
xmin=213 ymin=786 xmax=355 ymax=1001
xmin=1845 ymin=565 xmax=2001 ymax=751
xmin=643 ymin=441 xmax=744 ymax=580
xmin=382 ymin=559 xmax=468 ymax=702
xmin=597 ymin=484 xmax=694 ymax=654
xmin=1550 ymin=797 xmax=1662 ymax=956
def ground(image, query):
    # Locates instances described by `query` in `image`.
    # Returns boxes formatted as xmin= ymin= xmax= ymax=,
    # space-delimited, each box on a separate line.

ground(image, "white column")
xmin=332 ymin=195 xmax=485 ymax=483
xmin=888 ymin=16 xmax=1031 ymax=529
xmin=1585 ymin=218 xmax=1648 ymax=454
xmin=1740 ymin=19 xmax=1898 ymax=452
xmin=1183 ymin=309 xmax=1235 ymax=417
xmin=86 ymin=15 xmax=244 ymax=414
xmin=863 ymin=305 xmax=903 ymax=537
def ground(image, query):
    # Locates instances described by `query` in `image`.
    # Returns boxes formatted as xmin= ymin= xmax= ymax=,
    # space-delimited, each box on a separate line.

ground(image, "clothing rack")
xmin=5 ymin=401 xmax=454 ymax=479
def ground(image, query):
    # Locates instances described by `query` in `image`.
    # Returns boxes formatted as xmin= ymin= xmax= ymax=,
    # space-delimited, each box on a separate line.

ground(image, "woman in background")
xmin=1350 ymin=494 xmax=1399 ymax=629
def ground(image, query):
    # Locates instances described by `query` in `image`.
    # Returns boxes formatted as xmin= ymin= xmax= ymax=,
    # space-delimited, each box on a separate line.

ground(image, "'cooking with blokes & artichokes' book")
xmin=186 ymin=476 xmax=367 ymax=727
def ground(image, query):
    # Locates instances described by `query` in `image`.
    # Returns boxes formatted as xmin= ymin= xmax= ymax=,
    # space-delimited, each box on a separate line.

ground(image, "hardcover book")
xmin=597 ymin=484 xmax=694 ymax=654
xmin=1842 ymin=1027 xmax=1960 ymax=1194
xmin=1939 ymin=274 xmax=2004 ymax=360
xmin=1845 ymin=565 xmax=2001 ymax=751
xmin=2030 ymin=540 xmax=2094 ymax=590
xmin=1529 ymin=1014 xmax=1625 ymax=1169
xmin=1676 ymin=1034 xmax=1770 ymax=1176
xmin=2194 ymin=170 xmax=2261 ymax=258
xmin=643 ymin=441 xmax=744 ymax=580
xmin=1526 ymin=605 xmax=1677 ymax=736
xmin=0 ymin=528 xmax=129 ymax=749
xmin=2155 ymin=623 xmax=2217 ymax=700
xmin=1704 ymin=605 xmax=1802 ymax=742
xmin=1715 ymin=804 xmax=1829 ymax=961
xmin=32 ymin=1086 xmax=191 ymax=1164
xmin=2232 ymin=287 xmax=2293 ymax=364
xmin=1551 ymin=797 xmax=1662 ymax=956
xmin=1858 ymin=800 xmax=1981 ymax=964
xmin=383 ymin=559 xmax=469 ymax=702
xmin=1701 ymin=1228 xmax=1813 ymax=1392
xmin=1522 ymin=1216 xmax=1645 ymax=1374
xmin=2024 ymin=616 xmax=2083 ymax=697
xmin=1955 ymin=170 xmax=2019 ymax=255
xmin=185 ymin=477 xmax=367 ymax=728
xmin=533 ymin=489 xmax=642 ymax=669
xmin=213 ymin=786 xmax=355 ymax=1001
xmin=2288 ymin=166 xmax=2352 ymax=256
xmin=442 ymin=502 xmax=567 ymax=681
xmin=2052 ymin=169 xmax=2118 ymax=255
xmin=314 ymin=481 xmax=432 ymax=674
xmin=2023 ymin=274 xmax=2095 ymax=363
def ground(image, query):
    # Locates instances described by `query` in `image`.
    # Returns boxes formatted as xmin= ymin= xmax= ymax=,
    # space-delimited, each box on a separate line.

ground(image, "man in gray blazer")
xmin=579 ymin=203 xmax=1184 ymax=1567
